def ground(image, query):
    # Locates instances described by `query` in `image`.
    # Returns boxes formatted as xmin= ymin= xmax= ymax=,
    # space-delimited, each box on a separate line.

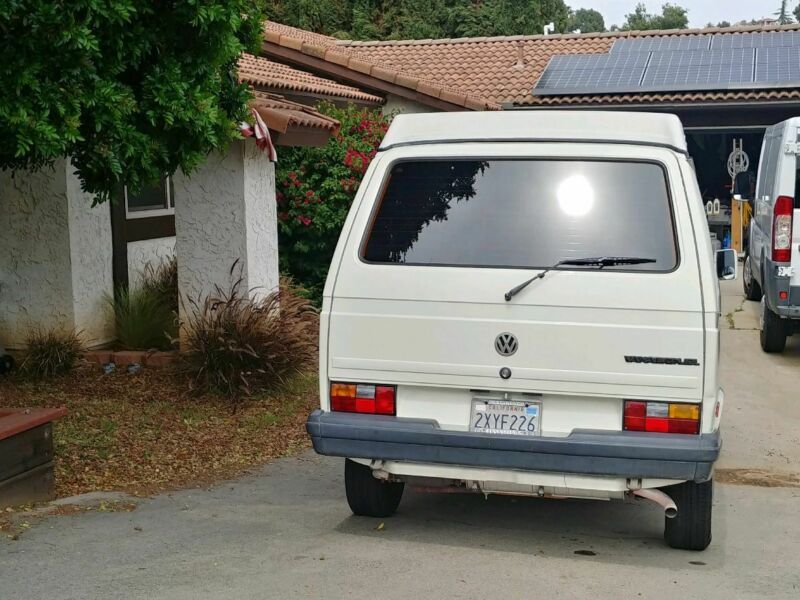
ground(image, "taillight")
xmin=623 ymin=401 xmax=700 ymax=434
xmin=772 ymin=196 xmax=794 ymax=263
xmin=330 ymin=382 xmax=396 ymax=415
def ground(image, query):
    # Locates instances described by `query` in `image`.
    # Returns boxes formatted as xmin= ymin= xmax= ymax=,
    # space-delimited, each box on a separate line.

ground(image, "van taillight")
xmin=773 ymin=196 xmax=794 ymax=263
xmin=331 ymin=383 xmax=396 ymax=415
xmin=623 ymin=401 xmax=700 ymax=434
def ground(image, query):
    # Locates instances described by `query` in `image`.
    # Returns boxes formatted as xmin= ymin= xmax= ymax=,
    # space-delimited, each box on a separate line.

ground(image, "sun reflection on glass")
xmin=557 ymin=174 xmax=595 ymax=217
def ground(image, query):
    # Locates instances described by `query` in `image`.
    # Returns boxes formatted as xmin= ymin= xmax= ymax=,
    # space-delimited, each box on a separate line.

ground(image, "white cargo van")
xmin=307 ymin=111 xmax=734 ymax=551
xmin=743 ymin=117 xmax=800 ymax=352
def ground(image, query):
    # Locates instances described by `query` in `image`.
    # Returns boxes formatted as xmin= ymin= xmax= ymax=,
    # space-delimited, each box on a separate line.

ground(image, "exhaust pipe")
xmin=633 ymin=488 xmax=678 ymax=518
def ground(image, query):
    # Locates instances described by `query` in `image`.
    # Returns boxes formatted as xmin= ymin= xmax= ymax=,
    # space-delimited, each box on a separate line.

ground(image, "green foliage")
xmin=622 ymin=3 xmax=689 ymax=31
xmin=109 ymin=256 xmax=179 ymax=350
xmin=181 ymin=276 xmax=319 ymax=400
xmin=110 ymin=279 xmax=178 ymax=351
xmin=0 ymin=0 xmax=266 ymax=203
xmin=21 ymin=329 xmax=84 ymax=379
xmin=139 ymin=257 xmax=179 ymax=316
xmin=568 ymin=8 xmax=605 ymax=33
xmin=776 ymin=1 xmax=794 ymax=24
xmin=275 ymin=102 xmax=391 ymax=302
xmin=267 ymin=0 xmax=572 ymax=39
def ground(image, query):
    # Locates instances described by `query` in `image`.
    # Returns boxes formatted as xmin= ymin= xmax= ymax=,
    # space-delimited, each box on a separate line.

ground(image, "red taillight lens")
xmin=772 ymin=196 xmax=794 ymax=263
xmin=623 ymin=401 xmax=700 ymax=435
xmin=331 ymin=382 xmax=396 ymax=415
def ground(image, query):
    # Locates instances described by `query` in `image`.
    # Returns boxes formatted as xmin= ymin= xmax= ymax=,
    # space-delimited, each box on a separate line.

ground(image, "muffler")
xmin=633 ymin=488 xmax=678 ymax=518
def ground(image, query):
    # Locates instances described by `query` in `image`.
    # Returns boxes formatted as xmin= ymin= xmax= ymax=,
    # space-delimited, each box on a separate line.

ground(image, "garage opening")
xmin=685 ymin=128 xmax=765 ymax=255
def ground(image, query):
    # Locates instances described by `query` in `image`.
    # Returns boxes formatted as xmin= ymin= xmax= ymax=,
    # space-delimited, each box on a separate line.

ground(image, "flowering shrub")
xmin=276 ymin=103 xmax=391 ymax=302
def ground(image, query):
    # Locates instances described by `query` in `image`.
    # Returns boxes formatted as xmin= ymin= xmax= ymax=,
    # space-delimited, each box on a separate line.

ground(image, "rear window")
xmin=362 ymin=159 xmax=677 ymax=271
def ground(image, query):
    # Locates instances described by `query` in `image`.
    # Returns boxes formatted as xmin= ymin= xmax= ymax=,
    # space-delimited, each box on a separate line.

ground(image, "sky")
xmin=581 ymin=1 xmax=783 ymax=29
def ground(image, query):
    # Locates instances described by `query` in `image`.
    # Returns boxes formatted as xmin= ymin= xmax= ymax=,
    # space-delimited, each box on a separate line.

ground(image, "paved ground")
xmin=3 ymin=281 xmax=800 ymax=600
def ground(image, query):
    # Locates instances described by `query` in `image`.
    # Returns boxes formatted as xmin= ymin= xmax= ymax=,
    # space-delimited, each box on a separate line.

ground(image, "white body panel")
xmin=319 ymin=112 xmax=722 ymax=497
xmin=752 ymin=118 xmax=800 ymax=277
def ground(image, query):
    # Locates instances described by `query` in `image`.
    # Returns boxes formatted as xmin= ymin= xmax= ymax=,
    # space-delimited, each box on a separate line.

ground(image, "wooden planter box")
xmin=0 ymin=408 xmax=67 ymax=508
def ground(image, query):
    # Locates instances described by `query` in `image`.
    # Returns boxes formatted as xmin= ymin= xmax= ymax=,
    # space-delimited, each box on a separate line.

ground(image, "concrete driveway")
xmin=3 ymin=281 xmax=800 ymax=600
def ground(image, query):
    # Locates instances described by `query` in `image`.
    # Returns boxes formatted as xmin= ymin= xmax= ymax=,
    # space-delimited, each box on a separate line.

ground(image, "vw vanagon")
xmin=307 ymin=111 xmax=734 ymax=551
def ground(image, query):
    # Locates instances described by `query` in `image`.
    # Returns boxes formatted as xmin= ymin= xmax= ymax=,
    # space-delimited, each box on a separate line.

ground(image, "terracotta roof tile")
xmin=238 ymin=54 xmax=382 ymax=104
xmin=324 ymin=23 xmax=800 ymax=107
xmin=263 ymin=22 xmax=339 ymax=47
xmin=263 ymin=22 xmax=500 ymax=110
xmin=249 ymin=91 xmax=340 ymax=134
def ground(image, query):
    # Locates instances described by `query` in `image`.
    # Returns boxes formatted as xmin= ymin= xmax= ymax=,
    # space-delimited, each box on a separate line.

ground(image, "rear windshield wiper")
xmin=504 ymin=256 xmax=657 ymax=302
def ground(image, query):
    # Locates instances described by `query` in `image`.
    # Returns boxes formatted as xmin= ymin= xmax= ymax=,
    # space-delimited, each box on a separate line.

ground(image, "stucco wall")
xmin=0 ymin=160 xmax=114 ymax=348
xmin=66 ymin=160 xmax=114 ymax=347
xmin=382 ymin=94 xmax=435 ymax=116
xmin=173 ymin=141 xmax=278 ymax=318
xmin=242 ymin=142 xmax=279 ymax=301
xmin=127 ymin=237 xmax=176 ymax=291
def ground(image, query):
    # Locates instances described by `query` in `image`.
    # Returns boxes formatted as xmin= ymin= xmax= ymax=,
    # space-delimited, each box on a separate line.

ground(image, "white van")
xmin=743 ymin=117 xmax=800 ymax=352
xmin=307 ymin=111 xmax=734 ymax=551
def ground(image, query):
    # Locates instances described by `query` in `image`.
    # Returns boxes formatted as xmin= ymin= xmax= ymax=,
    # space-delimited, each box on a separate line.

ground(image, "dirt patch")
xmin=716 ymin=468 xmax=800 ymax=488
xmin=1 ymin=498 xmax=139 ymax=540
xmin=0 ymin=364 xmax=319 ymax=500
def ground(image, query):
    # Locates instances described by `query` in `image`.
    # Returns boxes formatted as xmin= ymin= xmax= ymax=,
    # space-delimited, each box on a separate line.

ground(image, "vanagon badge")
xmin=625 ymin=355 xmax=700 ymax=366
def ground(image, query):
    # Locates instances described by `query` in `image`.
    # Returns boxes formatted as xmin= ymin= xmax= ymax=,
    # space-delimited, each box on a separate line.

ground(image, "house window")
xmin=125 ymin=177 xmax=175 ymax=219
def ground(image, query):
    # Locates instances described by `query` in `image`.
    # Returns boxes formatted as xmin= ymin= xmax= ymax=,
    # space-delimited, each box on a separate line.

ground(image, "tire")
xmin=344 ymin=459 xmax=404 ymax=518
xmin=0 ymin=354 xmax=14 ymax=376
xmin=743 ymin=254 xmax=762 ymax=301
xmin=760 ymin=298 xmax=787 ymax=353
xmin=662 ymin=479 xmax=713 ymax=551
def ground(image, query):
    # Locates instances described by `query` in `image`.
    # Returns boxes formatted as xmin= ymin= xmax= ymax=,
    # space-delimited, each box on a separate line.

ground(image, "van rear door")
xmin=323 ymin=144 xmax=705 ymax=434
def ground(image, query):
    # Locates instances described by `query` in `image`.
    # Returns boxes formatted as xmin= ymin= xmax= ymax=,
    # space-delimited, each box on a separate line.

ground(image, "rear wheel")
xmin=344 ymin=459 xmax=404 ymax=518
xmin=743 ymin=254 xmax=762 ymax=301
xmin=662 ymin=479 xmax=713 ymax=551
xmin=760 ymin=298 xmax=787 ymax=353
xmin=0 ymin=354 xmax=14 ymax=375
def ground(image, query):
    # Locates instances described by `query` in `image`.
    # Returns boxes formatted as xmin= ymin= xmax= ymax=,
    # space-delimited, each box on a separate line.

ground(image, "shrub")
xmin=110 ymin=287 xmax=177 ymax=351
xmin=181 ymin=277 xmax=318 ymax=399
xmin=140 ymin=256 xmax=179 ymax=315
xmin=20 ymin=328 xmax=84 ymax=378
xmin=276 ymin=102 xmax=391 ymax=302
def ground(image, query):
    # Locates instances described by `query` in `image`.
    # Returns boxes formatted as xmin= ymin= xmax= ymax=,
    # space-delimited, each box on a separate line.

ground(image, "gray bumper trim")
xmin=306 ymin=411 xmax=720 ymax=482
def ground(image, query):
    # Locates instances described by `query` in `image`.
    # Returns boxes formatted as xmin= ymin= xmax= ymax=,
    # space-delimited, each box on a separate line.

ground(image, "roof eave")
xmin=261 ymin=41 xmax=497 ymax=112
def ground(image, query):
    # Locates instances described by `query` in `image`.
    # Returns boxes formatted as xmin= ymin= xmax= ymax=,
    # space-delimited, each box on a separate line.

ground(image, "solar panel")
xmin=612 ymin=36 xmax=711 ymax=53
xmin=712 ymin=30 xmax=800 ymax=49
xmin=640 ymin=48 xmax=755 ymax=89
xmin=755 ymin=47 xmax=800 ymax=83
xmin=535 ymin=53 xmax=649 ymax=94
xmin=533 ymin=30 xmax=800 ymax=96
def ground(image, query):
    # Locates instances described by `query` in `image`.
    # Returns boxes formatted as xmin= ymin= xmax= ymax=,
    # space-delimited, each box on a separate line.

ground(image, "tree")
xmin=795 ymin=3 xmax=800 ymax=22
xmin=568 ymin=8 xmax=606 ymax=32
xmin=622 ymin=2 xmax=688 ymax=31
xmin=776 ymin=1 xmax=794 ymax=24
xmin=267 ymin=0 xmax=573 ymax=39
xmin=1 ymin=1 xmax=266 ymax=203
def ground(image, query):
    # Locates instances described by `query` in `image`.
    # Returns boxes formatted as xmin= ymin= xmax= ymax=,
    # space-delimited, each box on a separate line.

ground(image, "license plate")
xmin=470 ymin=399 xmax=540 ymax=436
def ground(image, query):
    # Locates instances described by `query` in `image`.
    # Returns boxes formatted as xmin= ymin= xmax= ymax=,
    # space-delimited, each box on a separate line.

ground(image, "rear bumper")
xmin=762 ymin=258 xmax=800 ymax=318
xmin=306 ymin=410 xmax=721 ymax=483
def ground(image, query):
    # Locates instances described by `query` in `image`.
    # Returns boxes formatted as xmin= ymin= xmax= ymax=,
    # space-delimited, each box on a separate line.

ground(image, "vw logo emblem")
xmin=495 ymin=333 xmax=518 ymax=357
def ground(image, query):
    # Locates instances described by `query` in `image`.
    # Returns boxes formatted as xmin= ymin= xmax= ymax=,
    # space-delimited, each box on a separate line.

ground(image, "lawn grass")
xmin=0 ymin=364 xmax=319 ymax=498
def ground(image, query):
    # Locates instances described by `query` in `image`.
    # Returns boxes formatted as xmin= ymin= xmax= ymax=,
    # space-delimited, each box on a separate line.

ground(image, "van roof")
xmin=379 ymin=111 xmax=688 ymax=154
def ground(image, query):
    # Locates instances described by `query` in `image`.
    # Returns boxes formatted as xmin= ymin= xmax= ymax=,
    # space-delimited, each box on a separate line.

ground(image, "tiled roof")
xmin=263 ymin=22 xmax=500 ymax=110
xmin=329 ymin=23 xmax=800 ymax=107
xmin=239 ymin=53 xmax=383 ymax=104
xmin=249 ymin=91 xmax=340 ymax=134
